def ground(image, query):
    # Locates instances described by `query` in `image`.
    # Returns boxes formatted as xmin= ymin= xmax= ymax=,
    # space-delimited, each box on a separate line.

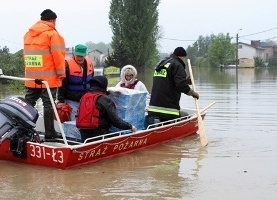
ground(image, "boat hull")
xmin=0 ymin=116 xmax=199 ymax=169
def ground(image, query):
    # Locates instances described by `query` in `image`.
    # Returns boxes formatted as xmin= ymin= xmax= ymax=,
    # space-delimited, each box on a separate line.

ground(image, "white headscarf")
xmin=120 ymin=65 xmax=138 ymax=85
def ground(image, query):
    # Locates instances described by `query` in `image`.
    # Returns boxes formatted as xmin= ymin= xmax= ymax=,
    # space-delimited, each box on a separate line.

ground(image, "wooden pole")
xmin=187 ymin=59 xmax=208 ymax=147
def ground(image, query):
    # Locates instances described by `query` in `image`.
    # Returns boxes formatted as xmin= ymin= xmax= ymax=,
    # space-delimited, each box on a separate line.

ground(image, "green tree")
xmin=265 ymin=39 xmax=276 ymax=46
xmin=108 ymin=0 xmax=160 ymax=80
xmin=0 ymin=47 xmax=24 ymax=77
xmin=186 ymin=34 xmax=216 ymax=66
xmin=186 ymin=42 xmax=198 ymax=64
xmin=268 ymin=57 xmax=277 ymax=67
xmin=254 ymin=56 xmax=265 ymax=67
xmin=208 ymin=33 xmax=235 ymax=67
xmin=197 ymin=34 xmax=216 ymax=57
xmin=86 ymin=41 xmax=112 ymax=54
xmin=0 ymin=47 xmax=24 ymax=90
xmin=104 ymin=41 xmax=129 ymax=68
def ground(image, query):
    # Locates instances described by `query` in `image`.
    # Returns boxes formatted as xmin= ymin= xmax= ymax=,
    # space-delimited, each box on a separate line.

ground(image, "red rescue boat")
xmin=0 ymin=70 xmax=215 ymax=169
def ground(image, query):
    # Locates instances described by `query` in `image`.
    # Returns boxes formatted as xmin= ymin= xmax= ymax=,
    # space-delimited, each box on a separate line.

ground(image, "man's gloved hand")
xmin=192 ymin=91 xmax=199 ymax=100
xmin=34 ymin=79 xmax=44 ymax=85
xmin=131 ymin=125 xmax=137 ymax=132
xmin=56 ymin=102 xmax=66 ymax=108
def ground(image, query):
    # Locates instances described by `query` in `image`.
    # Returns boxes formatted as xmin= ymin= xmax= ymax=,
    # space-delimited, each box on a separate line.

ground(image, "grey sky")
xmin=1 ymin=0 xmax=276 ymax=54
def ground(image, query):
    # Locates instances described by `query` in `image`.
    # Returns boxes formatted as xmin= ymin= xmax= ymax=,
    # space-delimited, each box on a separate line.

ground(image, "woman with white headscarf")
xmin=116 ymin=65 xmax=149 ymax=94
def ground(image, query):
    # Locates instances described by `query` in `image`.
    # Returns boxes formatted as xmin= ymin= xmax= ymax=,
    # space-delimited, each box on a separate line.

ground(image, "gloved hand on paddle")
xmin=187 ymin=89 xmax=199 ymax=99
xmin=192 ymin=91 xmax=199 ymax=99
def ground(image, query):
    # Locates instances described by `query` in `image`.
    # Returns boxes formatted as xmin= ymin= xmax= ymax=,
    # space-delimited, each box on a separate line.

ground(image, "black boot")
xmin=44 ymin=108 xmax=62 ymax=139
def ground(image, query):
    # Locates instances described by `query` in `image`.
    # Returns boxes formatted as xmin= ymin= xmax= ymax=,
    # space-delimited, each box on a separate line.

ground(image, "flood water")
xmin=0 ymin=67 xmax=277 ymax=200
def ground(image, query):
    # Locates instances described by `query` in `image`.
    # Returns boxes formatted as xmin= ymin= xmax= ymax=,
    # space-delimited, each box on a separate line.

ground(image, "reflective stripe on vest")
xmin=51 ymin=44 xmax=65 ymax=51
xmin=148 ymin=106 xmax=180 ymax=116
xmin=154 ymin=60 xmax=171 ymax=77
xmin=154 ymin=68 xmax=167 ymax=77
xmin=24 ymin=49 xmax=51 ymax=55
xmin=25 ymin=70 xmax=64 ymax=78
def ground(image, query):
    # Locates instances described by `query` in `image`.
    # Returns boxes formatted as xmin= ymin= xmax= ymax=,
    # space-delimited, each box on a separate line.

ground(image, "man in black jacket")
xmin=148 ymin=47 xmax=199 ymax=122
xmin=78 ymin=75 xmax=137 ymax=142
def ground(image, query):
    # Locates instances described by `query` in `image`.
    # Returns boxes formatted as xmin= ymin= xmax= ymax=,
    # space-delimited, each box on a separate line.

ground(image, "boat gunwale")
xmin=32 ymin=113 xmax=199 ymax=149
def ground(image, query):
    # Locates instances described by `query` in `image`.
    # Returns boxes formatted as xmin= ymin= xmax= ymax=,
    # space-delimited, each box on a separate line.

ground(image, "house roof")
xmin=260 ymin=42 xmax=275 ymax=47
xmin=238 ymin=42 xmax=265 ymax=50
xmin=88 ymin=49 xmax=103 ymax=54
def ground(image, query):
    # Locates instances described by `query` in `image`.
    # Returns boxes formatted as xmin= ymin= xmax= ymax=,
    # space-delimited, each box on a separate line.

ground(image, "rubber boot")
xmin=44 ymin=108 xmax=62 ymax=139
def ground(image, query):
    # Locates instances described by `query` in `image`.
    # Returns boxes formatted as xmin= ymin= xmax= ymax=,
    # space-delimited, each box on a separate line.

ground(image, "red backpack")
xmin=76 ymin=92 xmax=104 ymax=129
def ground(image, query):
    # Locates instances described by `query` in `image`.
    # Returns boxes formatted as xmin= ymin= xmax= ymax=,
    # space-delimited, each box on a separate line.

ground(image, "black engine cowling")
xmin=0 ymin=96 xmax=38 ymax=129
xmin=0 ymin=96 xmax=39 ymax=158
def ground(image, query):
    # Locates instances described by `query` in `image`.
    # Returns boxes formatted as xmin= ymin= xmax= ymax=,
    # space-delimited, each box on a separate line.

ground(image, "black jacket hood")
xmin=89 ymin=75 xmax=108 ymax=93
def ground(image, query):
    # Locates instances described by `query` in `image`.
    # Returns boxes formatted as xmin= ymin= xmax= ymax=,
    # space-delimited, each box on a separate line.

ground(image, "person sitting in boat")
xmin=57 ymin=44 xmax=94 ymax=121
xmin=76 ymin=75 xmax=137 ymax=142
xmin=148 ymin=47 xmax=199 ymax=122
xmin=115 ymin=65 xmax=149 ymax=94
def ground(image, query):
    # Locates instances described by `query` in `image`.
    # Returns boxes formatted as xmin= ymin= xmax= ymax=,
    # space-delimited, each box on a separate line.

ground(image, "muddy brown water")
xmin=0 ymin=67 xmax=277 ymax=200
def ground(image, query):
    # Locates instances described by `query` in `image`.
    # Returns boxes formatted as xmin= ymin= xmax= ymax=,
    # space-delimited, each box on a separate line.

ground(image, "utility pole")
xmin=236 ymin=33 xmax=239 ymax=89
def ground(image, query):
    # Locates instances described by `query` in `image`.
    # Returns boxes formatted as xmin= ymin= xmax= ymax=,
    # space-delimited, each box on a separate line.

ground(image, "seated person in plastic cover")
xmin=116 ymin=64 xmax=149 ymax=95
xmin=78 ymin=76 xmax=137 ymax=142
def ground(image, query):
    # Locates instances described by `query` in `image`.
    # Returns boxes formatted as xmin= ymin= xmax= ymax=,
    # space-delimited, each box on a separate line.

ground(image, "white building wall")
xmin=255 ymin=49 xmax=265 ymax=60
xmin=238 ymin=44 xmax=256 ymax=59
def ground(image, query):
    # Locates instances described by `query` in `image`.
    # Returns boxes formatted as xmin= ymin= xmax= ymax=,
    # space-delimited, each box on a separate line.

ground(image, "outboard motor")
xmin=0 ymin=96 xmax=39 ymax=158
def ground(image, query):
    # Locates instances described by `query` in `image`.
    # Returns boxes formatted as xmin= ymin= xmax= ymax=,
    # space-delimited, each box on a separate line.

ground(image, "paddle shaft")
xmin=187 ymin=59 xmax=208 ymax=147
xmin=200 ymin=101 xmax=216 ymax=113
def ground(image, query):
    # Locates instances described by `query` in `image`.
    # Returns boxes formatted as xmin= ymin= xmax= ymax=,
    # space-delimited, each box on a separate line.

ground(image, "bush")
xmin=268 ymin=57 xmax=277 ymax=67
xmin=254 ymin=57 xmax=265 ymax=67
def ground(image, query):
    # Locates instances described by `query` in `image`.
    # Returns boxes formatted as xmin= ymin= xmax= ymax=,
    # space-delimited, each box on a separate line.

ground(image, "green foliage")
xmin=264 ymin=39 xmax=276 ymax=46
xmin=208 ymin=33 xmax=235 ymax=67
xmin=108 ymin=0 xmax=160 ymax=80
xmin=268 ymin=57 xmax=277 ymax=67
xmin=0 ymin=46 xmax=24 ymax=77
xmin=187 ymin=34 xmax=216 ymax=66
xmin=198 ymin=34 xmax=216 ymax=56
xmin=159 ymin=52 xmax=169 ymax=61
xmin=195 ymin=57 xmax=210 ymax=68
xmin=6 ymin=80 xmax=26 ymax=92
xmin=104 ymin=41 xmax=129 ymax=68
xmin=186 ymin=42 xmax=198 ymax=65
xmin=85 ymin=42 xmax=112 ymax=54
xmin=254 ymin=56 xmax=265 ymax=67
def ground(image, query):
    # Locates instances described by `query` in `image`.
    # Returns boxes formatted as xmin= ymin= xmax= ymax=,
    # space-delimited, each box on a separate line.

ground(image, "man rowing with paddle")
xmin=148 ymin=47 xmax=199 ymax=122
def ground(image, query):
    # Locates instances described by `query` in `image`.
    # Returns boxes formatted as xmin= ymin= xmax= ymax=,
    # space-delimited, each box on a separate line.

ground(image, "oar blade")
xmin=197 ymin=115 xmax=208 ymax=147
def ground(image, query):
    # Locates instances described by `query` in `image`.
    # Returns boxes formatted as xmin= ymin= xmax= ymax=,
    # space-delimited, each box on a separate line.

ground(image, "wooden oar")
xmin=187 ymin=59 xmax=208 ymax=147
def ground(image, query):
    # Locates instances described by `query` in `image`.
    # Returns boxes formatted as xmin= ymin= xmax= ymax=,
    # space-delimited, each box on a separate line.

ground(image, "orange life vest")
xmin=66 ymin=57 xmax=94 ymax=91
xmin=24 ymin=20 xmax=66 ymax=88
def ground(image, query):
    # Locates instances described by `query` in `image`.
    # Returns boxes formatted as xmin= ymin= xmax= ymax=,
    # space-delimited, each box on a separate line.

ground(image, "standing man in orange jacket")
xmin=23 ymin=9 xmax=66 ymax=139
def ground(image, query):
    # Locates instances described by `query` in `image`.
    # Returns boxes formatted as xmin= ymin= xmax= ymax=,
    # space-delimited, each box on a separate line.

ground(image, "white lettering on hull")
xmin=77 ymin=138 xmax=147 ymax=161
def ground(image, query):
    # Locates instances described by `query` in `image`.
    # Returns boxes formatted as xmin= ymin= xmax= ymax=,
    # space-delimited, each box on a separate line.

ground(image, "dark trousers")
xmin=25 ymin=87 xmax=57 ymax=135
xmin=79 ymin=129 xmax=108 ymax=143
xmin=25 ymin=87 xmax=57 ymax=109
